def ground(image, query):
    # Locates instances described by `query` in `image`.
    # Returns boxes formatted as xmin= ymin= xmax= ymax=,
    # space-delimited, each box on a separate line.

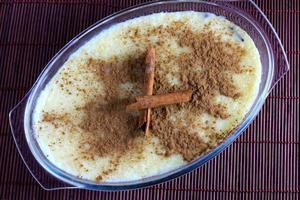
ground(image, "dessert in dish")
xmin=33 ymin=11 xmax=261 ymax=182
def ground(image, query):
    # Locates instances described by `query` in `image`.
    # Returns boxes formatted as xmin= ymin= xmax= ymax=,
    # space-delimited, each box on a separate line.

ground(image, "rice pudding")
xmin=33 ymin=12 xmax=261 ymax=182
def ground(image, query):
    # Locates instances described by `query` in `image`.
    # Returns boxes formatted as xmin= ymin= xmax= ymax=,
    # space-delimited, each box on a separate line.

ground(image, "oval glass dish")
xmin=9 ymin=0 xmax=289 ymax=191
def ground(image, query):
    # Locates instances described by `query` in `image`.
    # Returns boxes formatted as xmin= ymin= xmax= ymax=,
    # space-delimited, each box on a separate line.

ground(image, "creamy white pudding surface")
xmin=33 ymin=12 xmax=261 ymax=182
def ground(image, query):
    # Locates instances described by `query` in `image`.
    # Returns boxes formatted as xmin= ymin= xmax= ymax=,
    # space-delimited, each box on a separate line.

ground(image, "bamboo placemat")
xmin=0 ymin=0 xmax=299 ymax=199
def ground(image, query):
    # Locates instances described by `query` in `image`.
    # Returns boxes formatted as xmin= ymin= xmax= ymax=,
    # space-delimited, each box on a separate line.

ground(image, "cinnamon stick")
xmin=138 ymin=47 xmax=156 ymax=136
xmin=127 ymin=89 xmax=193 ymax=111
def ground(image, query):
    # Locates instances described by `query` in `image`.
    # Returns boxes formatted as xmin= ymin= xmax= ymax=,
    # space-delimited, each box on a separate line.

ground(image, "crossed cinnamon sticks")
xmin=126 ymin=47 xmax=192 ymax=136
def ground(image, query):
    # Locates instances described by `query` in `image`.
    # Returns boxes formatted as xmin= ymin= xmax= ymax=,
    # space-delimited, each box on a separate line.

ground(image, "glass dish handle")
xmin=9 ymin=94 xmax=77 ymax=190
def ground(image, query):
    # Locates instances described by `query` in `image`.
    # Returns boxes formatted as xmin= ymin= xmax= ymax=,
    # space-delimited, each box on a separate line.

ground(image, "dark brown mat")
xmin=0 ymin=0 xmax=299 ymax=199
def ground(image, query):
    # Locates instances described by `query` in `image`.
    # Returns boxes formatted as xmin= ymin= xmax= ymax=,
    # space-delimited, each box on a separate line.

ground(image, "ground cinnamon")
xmin=146 ymin=22 xmax=246 ymax=161
xmin=126 ymin=89 xmax=192 ymax=111
xmin=75 ymin=20 xmax=247 ymax=167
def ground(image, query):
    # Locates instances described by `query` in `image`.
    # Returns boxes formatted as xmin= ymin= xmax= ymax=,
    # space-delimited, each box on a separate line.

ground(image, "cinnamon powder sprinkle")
xmin=150 ymin=22 xmax=246 ymax=161
xmin=42 ymin=112 xmax=71 ymax=129
xmin=43 ymin=20 xmax=248 ymax=178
